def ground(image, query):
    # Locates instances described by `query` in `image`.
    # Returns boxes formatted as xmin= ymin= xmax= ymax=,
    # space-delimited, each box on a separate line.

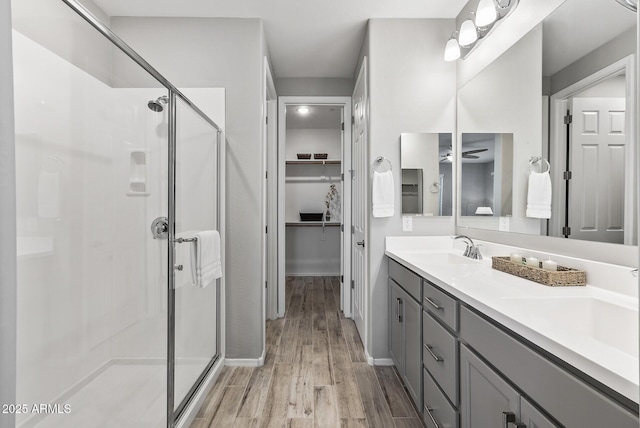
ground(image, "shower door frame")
xmin=59 ymin=1 xmax=224 ymax=427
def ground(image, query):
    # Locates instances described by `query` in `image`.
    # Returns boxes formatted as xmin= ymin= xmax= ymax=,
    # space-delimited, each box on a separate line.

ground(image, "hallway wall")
xmin=355 ymin=18 xmax=457 ymax=359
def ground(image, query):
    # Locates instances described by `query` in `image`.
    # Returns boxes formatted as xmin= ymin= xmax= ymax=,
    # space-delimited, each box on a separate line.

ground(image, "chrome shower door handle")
xmin=151 ymin=216 xmax=169 ymax=240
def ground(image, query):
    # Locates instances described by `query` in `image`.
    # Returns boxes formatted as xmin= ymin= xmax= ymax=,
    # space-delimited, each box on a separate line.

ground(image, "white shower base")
xmin=30 ymin=361 xmax=208 ymax=428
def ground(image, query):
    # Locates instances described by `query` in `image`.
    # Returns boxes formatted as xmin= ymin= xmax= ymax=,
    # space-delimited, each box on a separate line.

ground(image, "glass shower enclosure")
xmin=11 ymin=0 xmax=223 ymax=426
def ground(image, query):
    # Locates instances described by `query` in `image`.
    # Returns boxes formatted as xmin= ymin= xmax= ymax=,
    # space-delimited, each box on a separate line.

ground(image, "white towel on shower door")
xmin=190 ymin=230 xmax=222 ymax=288
xmin=372 ymin=170 xmax=394 ymax=218
xmin=526 ymin=171 xmax=552 ymax=219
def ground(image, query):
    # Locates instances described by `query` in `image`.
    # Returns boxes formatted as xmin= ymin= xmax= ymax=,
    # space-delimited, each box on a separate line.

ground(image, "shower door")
xmin=169 ymin=94 xmax=221 ymax=417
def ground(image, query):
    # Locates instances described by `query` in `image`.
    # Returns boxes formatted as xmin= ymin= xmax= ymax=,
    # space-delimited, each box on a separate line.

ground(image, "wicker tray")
xmin=491 ymin=256 xmax=586 ymax=287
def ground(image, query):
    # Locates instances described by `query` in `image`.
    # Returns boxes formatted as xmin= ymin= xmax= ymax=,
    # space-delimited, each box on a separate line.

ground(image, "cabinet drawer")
xmin=423 ymin=280 xmax=458 ymax=331
xmin=423 ymin=310 xmax=458 ymax=405
xmin=389 ymin=258 xmax=421 ymax=302
xmin=460 ymin=306 xmax=639 ymax=428
xmin=424 ymin=368 xmax=458 ymax=428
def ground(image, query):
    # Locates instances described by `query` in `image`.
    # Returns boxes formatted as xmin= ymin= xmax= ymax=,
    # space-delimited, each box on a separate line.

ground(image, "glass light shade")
xmin=444 ymin=37 xmax=461 ymax=61
xmin=476 ymin=0 xmax=497 ymax=28
xmin=459 ymin=19 xmax=478 ymax=47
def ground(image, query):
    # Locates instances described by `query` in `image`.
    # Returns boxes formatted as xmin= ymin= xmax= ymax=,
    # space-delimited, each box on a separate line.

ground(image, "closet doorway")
xmin=276 ymin=97 xmax=352 ymax=319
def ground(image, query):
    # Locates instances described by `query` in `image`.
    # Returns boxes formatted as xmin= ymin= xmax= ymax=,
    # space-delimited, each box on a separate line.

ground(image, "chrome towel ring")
xmin=529 ymin=156 xmax=550 ymax=173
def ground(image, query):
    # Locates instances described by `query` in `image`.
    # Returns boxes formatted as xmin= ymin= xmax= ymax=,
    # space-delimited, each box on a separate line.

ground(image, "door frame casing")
xmin=549 ymin=54 xmax=636 ymax=244
xmin=277 ymin=96 xmax=353 ymax=318
xmin=263 ymin=58 xmax=278 ymax=325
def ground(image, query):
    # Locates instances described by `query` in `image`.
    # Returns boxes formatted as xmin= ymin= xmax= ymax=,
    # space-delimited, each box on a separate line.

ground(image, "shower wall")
xmin=13 ymin=30 xmax=168 ymax=423
xmin=13 ymin=22 xmax=225 ymax=426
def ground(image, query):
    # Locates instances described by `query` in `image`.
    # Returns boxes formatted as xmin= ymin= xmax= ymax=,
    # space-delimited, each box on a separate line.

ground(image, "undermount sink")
xmin=502 ymin=296 xmax=638 ymax=357
xmin=404 ymin=251 xmax=479 ymax=265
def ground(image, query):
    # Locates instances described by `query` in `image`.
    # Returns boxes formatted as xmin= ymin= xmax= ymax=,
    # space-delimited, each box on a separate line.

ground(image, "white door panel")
xmin=569 ymin=97 xmax=625 ymax=244
xmin=352 ymin=59 xmax=368 ymax=344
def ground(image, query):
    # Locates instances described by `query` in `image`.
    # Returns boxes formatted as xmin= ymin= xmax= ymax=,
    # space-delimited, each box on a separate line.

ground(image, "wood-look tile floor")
xmin=191 ymin=276 xmax=424 ymax=428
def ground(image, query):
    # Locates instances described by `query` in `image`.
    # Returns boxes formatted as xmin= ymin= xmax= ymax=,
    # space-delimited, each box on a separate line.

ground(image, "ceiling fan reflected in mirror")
xmin=440 ymin=148 xmax=488 ymax=162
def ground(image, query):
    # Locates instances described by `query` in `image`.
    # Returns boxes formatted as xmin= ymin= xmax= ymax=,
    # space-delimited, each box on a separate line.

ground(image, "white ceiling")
xmin=286 ymin=105 xmax=342 ymax=129
xmin=542 ymin=0 xmax=636 ymax=76
xmin=93 ymin=0 xmax=468 ymax=78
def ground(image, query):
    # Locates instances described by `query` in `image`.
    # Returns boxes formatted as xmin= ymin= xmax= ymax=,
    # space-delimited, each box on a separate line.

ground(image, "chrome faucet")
xmin=453 ymin=235 xmax=483 ymax=260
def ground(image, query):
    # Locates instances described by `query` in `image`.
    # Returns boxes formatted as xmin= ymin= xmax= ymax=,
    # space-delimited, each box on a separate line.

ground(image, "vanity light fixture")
xmin=458 ymin=15 xmax=478 ymax=47
xmin=476 ymin=0 xmax=498 ymax=28
xmin=444 ymin=32 xmax=461 ymax=61
xmin=445 ymin=0 xmax=519 ymax=60
xmin=296 ymin=106 xmax=310 ymax=114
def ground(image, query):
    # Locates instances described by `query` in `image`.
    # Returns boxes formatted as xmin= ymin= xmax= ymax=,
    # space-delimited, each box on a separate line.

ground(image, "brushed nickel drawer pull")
xmin=424 ymin=296 xmax=442 ymax=310
xmin=424 ymin=344 xmax=443 ymax=362
xmin=424 ymin=406 xmax=441 ymax=428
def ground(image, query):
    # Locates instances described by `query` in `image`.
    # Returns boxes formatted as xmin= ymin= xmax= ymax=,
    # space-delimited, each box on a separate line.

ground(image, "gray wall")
xmin=356 ymin=19 xmax=457 ymax=359
xmin=275 ymin=77 xmax=353 ymax=96
xmin=111 ymin=17 xmax=267 ymax=359
xmin=0 ymin=0 xmax=16 ymax=425
xmin=550 ymin=27 xmax=637 ymax=95
xmin=11 ymin=0 xmax=113 ymax=85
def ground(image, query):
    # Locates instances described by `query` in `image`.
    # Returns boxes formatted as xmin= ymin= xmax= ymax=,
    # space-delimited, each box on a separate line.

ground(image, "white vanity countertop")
xmin=385 ymin=236 xmax=639 ymax=404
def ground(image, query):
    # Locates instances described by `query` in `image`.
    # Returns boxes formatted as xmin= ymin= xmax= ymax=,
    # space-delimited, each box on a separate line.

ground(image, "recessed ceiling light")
xmin=297 ymin=106 xmax=310 ymax=114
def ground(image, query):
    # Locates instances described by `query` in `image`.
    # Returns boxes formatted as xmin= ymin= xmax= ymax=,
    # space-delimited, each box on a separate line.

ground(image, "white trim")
xmin=365 ymin=349 xmax=393 ymax=366
xmin=277 ymin=96 xmax=353 ymax=319
xmin=284 ymin=273 xmax=341 ymax=277
xmin=549 ymin=55 xmax=636 ymax=245
xmin=263 ymin=57 xmax=278 ymax=340
xmin=226 ymin=346 xmax=265 ymax=368
xmin=176 ymin=358 xmax=225 ymax=428
xmin=225 ymin=357 xmax=264 ymax=368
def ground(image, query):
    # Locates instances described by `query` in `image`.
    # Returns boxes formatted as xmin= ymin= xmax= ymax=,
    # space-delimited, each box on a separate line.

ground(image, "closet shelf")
xmin=286 ymin=160 xmax=341 ymax=165
xmin=286 ymin=177 xmax=341 ymax=183
xmin=286 ymin=221 xmax=341 ymax=227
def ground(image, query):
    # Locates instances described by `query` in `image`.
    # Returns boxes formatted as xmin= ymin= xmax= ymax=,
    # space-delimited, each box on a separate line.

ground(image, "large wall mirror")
xmin=457 ymin=0 xmax=637 ymax=245
xmin=400 ymin=133 xmax=453 ymax=216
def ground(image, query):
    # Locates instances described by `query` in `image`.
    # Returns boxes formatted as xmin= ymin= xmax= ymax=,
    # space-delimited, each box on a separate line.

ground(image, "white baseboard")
xmin=370 ymin=358 xmax=394 ymax=366
xmin=226 ymin=348 xmax=265 ymax=367
xmin=365 ymin=349 xmax=394 ymax=366
xmin=285 ymin=273 xmax=341 ymax=277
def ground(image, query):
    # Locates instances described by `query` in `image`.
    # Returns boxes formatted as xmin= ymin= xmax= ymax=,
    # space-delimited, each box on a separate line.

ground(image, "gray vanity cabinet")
xmin=460 ymin=344 xmax=558 ymax=428
xmin=387 ymin=257 xmax=639 ymax=428
xmin=520 ymin=398 xmax=558 ymax=428
xmin=388 ymin=272 xmax=422 ymax=408
xmin=389 ymin=279 xmax=404 ymax=372
xmin=460 ymin=344 xmax=519 ymax=428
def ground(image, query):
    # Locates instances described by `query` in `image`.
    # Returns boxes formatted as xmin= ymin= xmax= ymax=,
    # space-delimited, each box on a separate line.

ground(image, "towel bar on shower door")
xmin=174 ymin=237 xmax=198 ymax=244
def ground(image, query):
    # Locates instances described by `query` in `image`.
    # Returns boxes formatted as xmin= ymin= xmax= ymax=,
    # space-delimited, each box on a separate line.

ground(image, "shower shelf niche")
xmin=127 ymin=149 xmax=150 ymax=196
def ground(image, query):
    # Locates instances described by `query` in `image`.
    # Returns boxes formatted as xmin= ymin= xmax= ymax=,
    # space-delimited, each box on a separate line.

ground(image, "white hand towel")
xmin=190 ymin=230 xmax=222 ymax=288
xmin=372 ymin=170 xmax=395 ymax=218
xmin=526 ymin=171 xmax=552 ymax=219
xmin=37 ymin=171 xmax=60 ymax=218
xmin=175 ymin=231 xmax=197 ymax=289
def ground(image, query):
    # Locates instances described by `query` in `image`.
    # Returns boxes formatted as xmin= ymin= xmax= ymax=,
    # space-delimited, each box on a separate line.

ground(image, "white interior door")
xmin=351 ymin=60 xmax=368 ymax=343
xmin=569 ymin=97 xmax=626 ymax=244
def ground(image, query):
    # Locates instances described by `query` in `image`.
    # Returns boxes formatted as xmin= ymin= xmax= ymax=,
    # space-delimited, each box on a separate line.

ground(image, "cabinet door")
xmin=403 ymin=292 xmax=422 ymax=408
xmin=520 ymin=398 xmax=559 ymax=428
xmin=389 ymin=279 xmax=404 ymax=372
xmin=460 ymin=344 xmax=519 ymax=428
